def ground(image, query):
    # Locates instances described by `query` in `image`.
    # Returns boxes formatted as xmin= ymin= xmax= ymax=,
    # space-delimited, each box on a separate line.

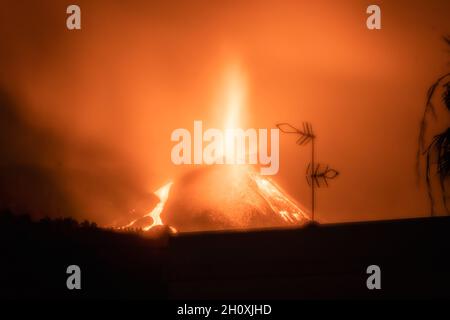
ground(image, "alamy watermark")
xmin=66 ymin=265 xmax=81 ymax=290
xmin=65 ymin=5 xmax=380 ymax=31
xmin=171 ymin=121 xmax=280 ymax=175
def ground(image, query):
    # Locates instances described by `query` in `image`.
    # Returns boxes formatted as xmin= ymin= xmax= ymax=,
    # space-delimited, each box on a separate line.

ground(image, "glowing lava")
xmin=158 ymin=164 xmax=310 ymax=232
xmin=119 ymin=61 xmax=310 ymax=232
xmin=251 ymin=173 xmax=308 ymax=223
xmin=121 ymin=182 xmax=174 ymax=232
xmin=142 ymin=182 xmax=173 ymax=231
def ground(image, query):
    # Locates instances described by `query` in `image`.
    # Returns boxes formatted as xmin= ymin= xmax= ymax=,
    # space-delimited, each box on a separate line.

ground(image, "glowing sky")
xmin=0 ymin=0 xmax=449 ymax=224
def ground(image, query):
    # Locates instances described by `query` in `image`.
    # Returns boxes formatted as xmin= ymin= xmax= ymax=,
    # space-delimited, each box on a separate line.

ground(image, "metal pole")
xmin=311 ymin=138 xmax=315 ymax=222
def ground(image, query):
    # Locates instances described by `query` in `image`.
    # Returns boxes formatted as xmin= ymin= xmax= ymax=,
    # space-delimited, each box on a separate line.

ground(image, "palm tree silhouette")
xmin=417 ymin=36 xmax=450 ymax=215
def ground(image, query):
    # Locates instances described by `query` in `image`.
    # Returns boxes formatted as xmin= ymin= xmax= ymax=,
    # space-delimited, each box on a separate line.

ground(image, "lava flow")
xmin=121 ymin=181 xmax=175 ymax=232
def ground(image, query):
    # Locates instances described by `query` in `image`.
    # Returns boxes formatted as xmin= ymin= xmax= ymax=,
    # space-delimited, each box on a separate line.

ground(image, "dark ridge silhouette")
xmin=0 ymin=211 xmax=168 ymax=299
xmin=1 ymin=210 xmax=449 ymax=299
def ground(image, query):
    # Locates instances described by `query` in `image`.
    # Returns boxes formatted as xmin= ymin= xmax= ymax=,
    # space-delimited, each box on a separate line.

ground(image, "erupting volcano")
xmin=121 ymin=164 xmax=309 ymax=233
xmin=119 ymin=61 xmax=310 ymax=232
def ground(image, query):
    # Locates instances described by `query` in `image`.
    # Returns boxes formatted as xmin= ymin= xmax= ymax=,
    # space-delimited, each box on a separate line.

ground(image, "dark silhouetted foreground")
xmin=1 ymin=211 xmax=449 ymax=299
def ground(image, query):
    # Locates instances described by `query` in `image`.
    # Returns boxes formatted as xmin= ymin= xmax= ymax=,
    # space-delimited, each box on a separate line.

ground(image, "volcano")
xmin=121 ymin=165 xmax=310 ymax=233
xmin=119 ymin=62 xmax=310 ymax=232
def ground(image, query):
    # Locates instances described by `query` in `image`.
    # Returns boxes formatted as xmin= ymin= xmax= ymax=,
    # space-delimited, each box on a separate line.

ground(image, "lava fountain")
xmin=119 ymin=61 xmax=310 ymax=233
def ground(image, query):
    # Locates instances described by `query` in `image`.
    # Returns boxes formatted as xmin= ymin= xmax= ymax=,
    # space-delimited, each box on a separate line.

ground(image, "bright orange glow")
xmin=119 ymin=61 xmax=309 ymax=233
xmin=142 ymin=182 xmax=173 ymax=231
xmin=251 ymin=173 xmax=309 ymax=223
xmin=119 ymin=168 xmax=309 ymax=233
xmin=119 ymin=182 xmax=174 ymax=232
xmin=223 ymin=62 xmax=247 ymax=162
xmin=224 ymin=63 xmax=246 ymax=127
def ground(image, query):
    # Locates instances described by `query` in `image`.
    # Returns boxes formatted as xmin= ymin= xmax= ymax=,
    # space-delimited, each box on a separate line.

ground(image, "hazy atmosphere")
xmin=0 ymin=0 xmax=449 ymax=225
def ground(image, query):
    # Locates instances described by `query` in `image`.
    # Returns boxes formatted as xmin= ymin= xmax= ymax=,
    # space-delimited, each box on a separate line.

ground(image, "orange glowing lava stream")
xmin=121 ymin=182 xmax=174 ymax=231
xmin=142 ymin=182 xmax=173 ymax=231
xmin=251 ymin=173 xmax=309 ymax=223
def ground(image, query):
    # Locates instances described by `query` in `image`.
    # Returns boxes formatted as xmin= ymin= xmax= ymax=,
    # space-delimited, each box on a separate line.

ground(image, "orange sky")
xmin=0 ymin=0 xmax=449 ymax=224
